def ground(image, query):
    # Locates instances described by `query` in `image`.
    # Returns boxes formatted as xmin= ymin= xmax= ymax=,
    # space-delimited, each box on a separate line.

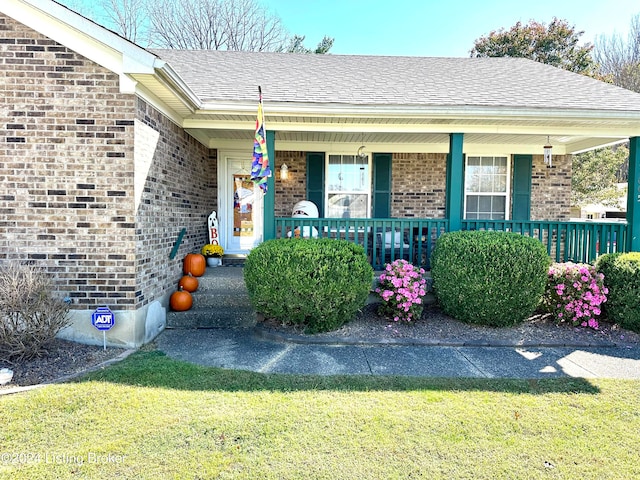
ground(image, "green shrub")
xmin=595 ymin=252 xmax=640 ymax=333
xmin=244 ymin=238 xmax=374 ymax=333
xmin=430 ymin=231 xmax=551 ymax=327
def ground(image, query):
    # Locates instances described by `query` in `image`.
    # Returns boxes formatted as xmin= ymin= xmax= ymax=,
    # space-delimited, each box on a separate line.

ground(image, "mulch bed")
xmin=259 ymin=303 xmax=640 ymax=348
xmin=0 ymin=340 xmax=129 ymax=391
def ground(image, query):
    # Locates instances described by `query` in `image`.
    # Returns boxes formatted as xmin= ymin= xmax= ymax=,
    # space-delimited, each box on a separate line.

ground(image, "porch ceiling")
xmin=182 ymin=112 xmax=637 ymax=155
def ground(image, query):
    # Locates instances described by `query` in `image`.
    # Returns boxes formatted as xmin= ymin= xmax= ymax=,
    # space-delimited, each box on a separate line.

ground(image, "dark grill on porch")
xmin=275 ymin=218 xmax=628 ymax=269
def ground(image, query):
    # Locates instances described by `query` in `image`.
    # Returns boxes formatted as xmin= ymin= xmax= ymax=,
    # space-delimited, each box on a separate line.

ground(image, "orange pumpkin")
xmin=183 ymin=253 xmax=206 ymax=277
xmin=178 ymin=273 xmax=199 ymax=293
xmin=170 ymin=287 xmax=193 ymax=311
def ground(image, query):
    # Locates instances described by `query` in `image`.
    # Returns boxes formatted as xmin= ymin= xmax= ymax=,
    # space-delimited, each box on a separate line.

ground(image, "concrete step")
xmin=168 ymin=265 xmax=255 ymax=329
xmin=193 ymin=266 xmax=246 ymax=292
xmin=166 ymin=307 xmax=256 ymax=329
xmin=221 ymin=255 xmax=246 ymax=266
xmin=191 ymin=292 xmax=251 ymax=308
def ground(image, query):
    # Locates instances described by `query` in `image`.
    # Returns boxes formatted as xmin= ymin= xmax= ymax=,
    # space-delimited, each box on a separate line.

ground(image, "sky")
xmin=69 ymin=0 xmax=640 ymax=57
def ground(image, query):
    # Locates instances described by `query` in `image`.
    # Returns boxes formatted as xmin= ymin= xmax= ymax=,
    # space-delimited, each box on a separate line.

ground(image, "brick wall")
xmin=391 ymin=153 xmax=447 ymax=218
xmin=273 ymin=151 xmax=570 ymax=221
xmin=0 ymin=14 xmax=216 ymax=311
xmin=134 ymin=98 xmax=216 ymax=307
xmin=531 ymin=154 xmax=572 ymax=221
xmin=0 ymin=13 xmax=138 ymax=308
xmin=274 ymin=151 xmax=306 ymax=216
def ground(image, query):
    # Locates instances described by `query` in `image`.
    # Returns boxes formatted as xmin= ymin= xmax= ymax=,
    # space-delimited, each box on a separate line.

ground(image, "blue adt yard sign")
xmin=92 ymin=306 xmax=115 ymax=350
xmin=92 ymin=306 xmax=115 ymax=331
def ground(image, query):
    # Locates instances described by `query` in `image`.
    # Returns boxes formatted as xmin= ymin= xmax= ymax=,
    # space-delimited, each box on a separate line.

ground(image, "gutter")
xmin=195 ymin=100 xmax=640 ymax=121
xmin=151 ymin=59 xmax=203 ymax=112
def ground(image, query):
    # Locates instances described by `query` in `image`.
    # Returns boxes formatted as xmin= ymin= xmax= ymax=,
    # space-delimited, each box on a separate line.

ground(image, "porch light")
xmin=357 ymin=145 xmax=367 ymax=159
xmin=280 ymin=163 xmax=289 ymax=180
xmin=543 ymin=136 xmax=553 ymax=168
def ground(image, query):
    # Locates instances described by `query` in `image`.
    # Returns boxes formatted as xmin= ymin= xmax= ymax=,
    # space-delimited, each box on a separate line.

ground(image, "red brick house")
xmin=2 ymin=0 xmax=640 ymax=346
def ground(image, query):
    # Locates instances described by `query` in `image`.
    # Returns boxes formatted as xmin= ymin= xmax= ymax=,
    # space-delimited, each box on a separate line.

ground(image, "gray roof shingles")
xmin=152 ymin=49 xmax=640 ymax=112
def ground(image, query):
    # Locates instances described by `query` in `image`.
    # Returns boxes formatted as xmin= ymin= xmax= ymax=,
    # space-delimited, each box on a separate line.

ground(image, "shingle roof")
xmin=152 ymin=49 xmax=640 ymax=112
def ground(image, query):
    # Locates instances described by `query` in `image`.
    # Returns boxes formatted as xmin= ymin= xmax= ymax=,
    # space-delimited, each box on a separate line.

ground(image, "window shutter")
xmin=306 ymin=152 xmax=325 ymax=217
xmin=372 ymin=153 xmax=392 ymax=218
xmin=449 ymin=153 xmax=466 ymax=219
xmin=512 ymin=154 xmax=532 ymax=221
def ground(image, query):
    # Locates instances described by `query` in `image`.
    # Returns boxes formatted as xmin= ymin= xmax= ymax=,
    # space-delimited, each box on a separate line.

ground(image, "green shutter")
xmin=445 ymin=153 xmax=451 ymax=219
xmin=372 ymin=153 xmax=392 ymax=218
xmin=263 ymin=130 xmax=276 ymax=239
xmin=512 ymin=154 xmax=532 ymax=221
xmin=306 ymin=152 xmax=325 ymax=217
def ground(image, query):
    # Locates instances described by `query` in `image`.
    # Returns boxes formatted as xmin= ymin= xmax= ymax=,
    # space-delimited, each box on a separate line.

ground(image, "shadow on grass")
xmin=78 ymin=350 xmax=601 ymax=395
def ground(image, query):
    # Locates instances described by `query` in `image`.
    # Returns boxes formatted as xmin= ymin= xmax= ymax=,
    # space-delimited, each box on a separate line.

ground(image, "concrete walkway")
xmin=156 ymin=328 xmax=640 ymax=379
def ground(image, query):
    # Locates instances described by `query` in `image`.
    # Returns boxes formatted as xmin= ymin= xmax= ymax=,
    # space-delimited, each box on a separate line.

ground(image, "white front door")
xmin=219 ymin=153 xmax=263 ymax=255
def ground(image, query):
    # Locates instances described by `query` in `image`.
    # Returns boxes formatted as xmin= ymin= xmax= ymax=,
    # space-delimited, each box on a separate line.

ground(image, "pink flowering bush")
xmin=543 ymin=262 xmax=608 ymax=330
xmin=374 ymin=259 xmax=427 ymax=322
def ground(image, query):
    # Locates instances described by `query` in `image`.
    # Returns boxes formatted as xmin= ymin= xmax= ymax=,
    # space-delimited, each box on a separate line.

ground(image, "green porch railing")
xmin=275 ymin=217 xmax=629 ymax=268
xmin=461 ymin=220 xmax=628 ymax=264
xmin=275 ymin=218 xmax=448 ymax=270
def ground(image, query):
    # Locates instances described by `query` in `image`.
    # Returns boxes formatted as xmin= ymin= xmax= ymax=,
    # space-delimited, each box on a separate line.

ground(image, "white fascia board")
xmin=3 ymin=0 xmax=160 ymax=91
xmin=183 ymin=117 xmax=640 ymax=138
xmin=197 ymin=100 xmax=640 ymax=123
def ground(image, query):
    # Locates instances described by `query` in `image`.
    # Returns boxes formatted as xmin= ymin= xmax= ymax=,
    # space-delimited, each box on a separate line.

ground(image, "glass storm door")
xmin=224 ymin=157 xmax=263 ymax=254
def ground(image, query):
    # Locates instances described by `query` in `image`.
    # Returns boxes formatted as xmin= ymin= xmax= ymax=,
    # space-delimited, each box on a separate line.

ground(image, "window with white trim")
xmin=326 ymin=154 xmax=371 ymax=218
xmin=464 ymin=155 xmax=509 ymax=220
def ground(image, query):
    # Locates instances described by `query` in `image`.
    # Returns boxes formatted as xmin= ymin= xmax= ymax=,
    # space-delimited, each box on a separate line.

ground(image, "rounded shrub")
xmin=595 ymin=252 xmax=640 ymax=333
xmin=244 ymin=238 xmax=374 ymax=333
xmin=430 ymin=231 xmax=551 ymax=327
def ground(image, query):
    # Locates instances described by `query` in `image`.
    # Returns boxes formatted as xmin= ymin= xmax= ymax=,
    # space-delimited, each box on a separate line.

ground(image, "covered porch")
xmin=153 ymin=51 xmax=640 ymax=266
xmin=255 ymin=131 xmax=640 ymax=270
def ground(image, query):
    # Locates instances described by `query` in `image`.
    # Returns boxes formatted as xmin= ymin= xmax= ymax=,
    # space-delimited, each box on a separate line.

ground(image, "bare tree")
xmin=221 ymin=0 xmax=287 ymax=51
xmin=145 ymin=0 xmax=223 ymax=49
xmin=147 ymin=0 xmax=288 ymax=51
xmin=595 ymin=14 xmax=640 ymax=92
xmin=102 ymin=0 xmax=148 ymax=44
xmin=59 ymin=0 xmax=332 ymax=53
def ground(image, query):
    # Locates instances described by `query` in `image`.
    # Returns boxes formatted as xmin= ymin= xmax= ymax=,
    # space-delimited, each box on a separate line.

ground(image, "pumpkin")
xmin=183 ymin=253 xmax=206 ymax=277
xmin=170 ymin=287 xmax=193 ymax=311
xmin=178 ymin=273 xmax=199 ymax=293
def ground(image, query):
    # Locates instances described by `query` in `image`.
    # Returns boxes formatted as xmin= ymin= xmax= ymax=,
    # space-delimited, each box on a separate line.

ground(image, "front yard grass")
xmin=1 ymin=350 xmax=639 ymax=479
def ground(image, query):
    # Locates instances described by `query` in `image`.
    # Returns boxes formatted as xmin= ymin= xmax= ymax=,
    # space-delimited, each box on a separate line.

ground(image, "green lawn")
xmin=1 ymin=350 xmax=639 ymax=479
